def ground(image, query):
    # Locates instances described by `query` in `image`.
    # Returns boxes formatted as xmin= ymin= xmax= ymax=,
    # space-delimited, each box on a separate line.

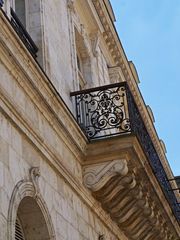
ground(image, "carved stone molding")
xmin=30 ymin=167 xmax=41 ymax=198
xmin=83 ymin=159 xmax=128 ymax=191
xmin=83 ymin=158 xmax=178 ymax=240
xmin=7 ymin=170 xmax=56 ymax=240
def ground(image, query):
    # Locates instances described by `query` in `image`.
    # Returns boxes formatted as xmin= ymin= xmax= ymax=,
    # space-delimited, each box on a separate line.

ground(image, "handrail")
xmin=70 ymin=82 xmax=124 ymax=96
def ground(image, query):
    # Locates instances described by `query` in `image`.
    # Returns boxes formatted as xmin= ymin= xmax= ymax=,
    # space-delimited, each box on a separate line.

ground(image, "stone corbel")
xmin=29 ymin=167 xmax=40 ymax=198
xmin=119 ymin=173 xmax=136 ymax=189
xmin=83 ymin=159 xmax=128 ymax=192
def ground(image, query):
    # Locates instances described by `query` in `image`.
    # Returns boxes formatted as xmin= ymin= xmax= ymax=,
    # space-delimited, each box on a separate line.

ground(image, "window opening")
xmin=76 ymin=52 xmax=84 ymax=90
xmin=74 ymin=28 xmax=92 ymax=90
xmin=15 ymin=217 xmax=25 ymax=240
xmin=14 ymin=0 xmax=26 ymax=27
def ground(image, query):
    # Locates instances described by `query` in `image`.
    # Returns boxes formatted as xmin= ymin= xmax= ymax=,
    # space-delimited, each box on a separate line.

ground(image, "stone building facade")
xmin=0 ymin=0 xmax=180 ymax=239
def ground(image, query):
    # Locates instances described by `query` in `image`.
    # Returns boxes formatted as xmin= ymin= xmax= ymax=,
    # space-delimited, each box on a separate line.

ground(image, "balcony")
xmin=71 ymin=82 xmax=131 ymax=139
xmin=71 ymin=82 xmax=180 ymax=238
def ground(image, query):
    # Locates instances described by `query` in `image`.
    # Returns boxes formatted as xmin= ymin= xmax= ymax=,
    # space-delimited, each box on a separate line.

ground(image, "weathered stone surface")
xmin=0 ymin=0 xmax=179 ymax=239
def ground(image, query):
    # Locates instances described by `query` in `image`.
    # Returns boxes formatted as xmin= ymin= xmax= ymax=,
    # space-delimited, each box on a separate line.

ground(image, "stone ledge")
xmin=84 ymin=135 xmax=180 ymax=239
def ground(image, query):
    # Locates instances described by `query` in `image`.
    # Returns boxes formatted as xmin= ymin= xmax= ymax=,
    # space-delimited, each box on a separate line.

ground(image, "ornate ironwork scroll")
xmin=71 ymin=83 xmax=131 ymax=139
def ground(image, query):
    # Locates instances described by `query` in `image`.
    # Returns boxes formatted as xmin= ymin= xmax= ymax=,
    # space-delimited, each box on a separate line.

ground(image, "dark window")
xmin=15 ymin=217 xmax=25 ymax=240
xmin=15 ymin=0 xmax=26 ymax=27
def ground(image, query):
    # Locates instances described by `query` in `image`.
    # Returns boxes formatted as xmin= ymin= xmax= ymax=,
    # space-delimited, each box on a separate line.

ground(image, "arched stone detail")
xmin=7 ymin=168 xmax=56 ymax=240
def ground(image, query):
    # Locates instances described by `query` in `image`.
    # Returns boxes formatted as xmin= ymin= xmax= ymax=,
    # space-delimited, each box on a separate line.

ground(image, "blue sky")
xmin=110 ymin=0 xmax=180 ymax=176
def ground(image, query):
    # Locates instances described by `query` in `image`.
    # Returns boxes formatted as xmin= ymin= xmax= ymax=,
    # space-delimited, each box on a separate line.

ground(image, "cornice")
xmin=103 ymin=0 xmax=116 ymax=22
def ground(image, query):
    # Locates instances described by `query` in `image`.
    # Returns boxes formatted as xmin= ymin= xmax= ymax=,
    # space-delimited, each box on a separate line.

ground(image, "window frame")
xmin=11 ymin=0 xmax=29 ymax=30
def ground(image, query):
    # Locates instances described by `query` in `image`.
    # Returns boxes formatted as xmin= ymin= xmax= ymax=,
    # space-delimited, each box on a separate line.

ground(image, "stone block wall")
xmin=0 ymin=7 xmax=128 ymax=237
xmin=0 ymin=109 xmax=121 ymax=240
xmin=0 ymin=0 xmax=131 ymax=239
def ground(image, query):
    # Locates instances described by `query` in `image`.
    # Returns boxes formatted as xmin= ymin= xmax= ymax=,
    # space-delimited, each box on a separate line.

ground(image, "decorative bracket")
xmin=83 ymin=159 xmax=128 ymax=192
xmin=29 ymin=167 xmax=40 ymax=198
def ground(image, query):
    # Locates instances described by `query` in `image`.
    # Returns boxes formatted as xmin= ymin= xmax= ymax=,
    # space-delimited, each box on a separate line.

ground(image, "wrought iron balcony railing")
xmin=10 ymin=8 xmax=38 ymax=58
xmin=71 ymin=83 xmax=131 ymax=139
xmin=71 ymin=82 xmax=180 ymax=222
